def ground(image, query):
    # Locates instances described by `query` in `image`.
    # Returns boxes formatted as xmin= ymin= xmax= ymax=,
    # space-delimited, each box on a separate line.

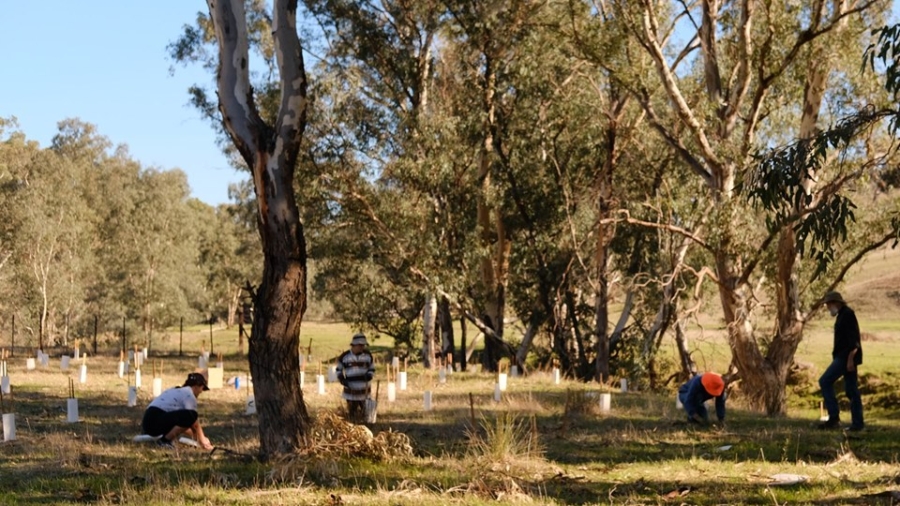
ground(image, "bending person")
xmin=678 ymin=372 xmax=726 ymax=426
xmin=141 ymin=372 xmax=214 ymax=449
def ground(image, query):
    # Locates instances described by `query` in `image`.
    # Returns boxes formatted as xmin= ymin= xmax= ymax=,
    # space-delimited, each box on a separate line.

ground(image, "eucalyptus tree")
xmin=195 ymin=194 xmax=261 ymax=327
xmin=0 ymin=120 xmax=45 ymax=346
xmin=299 ymin=0 xmax=451 ymax=366
xmin=4 ymin=129 xmax=97 ymax=349
xmin=591 ymin=0 xmax=891 ymax=412
xmin=80 ymin=142 xmax=203 ymax=337
xmin=202 ymin=0 xmax=312 ymax=455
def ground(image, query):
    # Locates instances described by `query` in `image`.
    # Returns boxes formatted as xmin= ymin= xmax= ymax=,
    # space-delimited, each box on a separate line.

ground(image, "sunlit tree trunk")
xmin=766 ymin=0 xmax=848 ymax=414
xmin=422 ymin=294 xmax=438 ymax=369
xmin=476 ymin=54 xmax=510 ymax=373
xmin=207 ymin=0 xmax=310 ymax=457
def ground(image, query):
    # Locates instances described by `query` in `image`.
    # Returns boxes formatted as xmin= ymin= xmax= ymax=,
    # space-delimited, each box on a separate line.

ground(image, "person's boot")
xmin=817 ymin=417 xmax=841 ymax=430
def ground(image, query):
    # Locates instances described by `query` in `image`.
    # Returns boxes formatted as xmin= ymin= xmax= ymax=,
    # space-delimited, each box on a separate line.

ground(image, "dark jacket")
xmin=833 ymin=305 xmax=862 ymax=365
xmin=678 ymin=374 xmax=726 ymax=421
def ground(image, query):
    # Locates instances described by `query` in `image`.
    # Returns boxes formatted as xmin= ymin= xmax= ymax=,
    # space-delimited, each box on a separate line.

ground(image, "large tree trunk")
xmin=673 ymin=318 xmax=695 ymax=381
xmin=565 ymin=289 xmax=590 ymax=378
xmin=629 ymin=0 xmax=870 ymax=415
xmin=475 ymin=53 xmax=511 ymax=374
xmin=422 ymin=294 xmax=438 ymax=369
xmin=551 ymin=300 xmax=572 ymax=375
xmin=208 ymin=0 xmax=310 ymax=457
xmin=593 ymin=238 xmax=610 ymax=382
xmin=438 ymin=296 xmax=454 ymax=363
xmin=226 ymin=283 xmax=241 ymax=328
xmin=515 ymin=309 xmax=543 ymax=371
xmin=459 ymin=315 xmax=467 ymax=372
xmin=766 ymin=0 xmax=847 ymax=415
xmin=715 ymin=239 xmax=780 ymax=412
xmin=593 ymin=89 xmax=627 ymax=383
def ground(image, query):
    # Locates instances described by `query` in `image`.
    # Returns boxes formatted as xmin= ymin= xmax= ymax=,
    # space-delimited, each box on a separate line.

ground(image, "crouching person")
xmin=678 ymin=372 xmax=726 ymax=426
xmin=141 ymin=372 xmax=214 ymax=449
xmin=337 ymin=333 xmax=375 ymax=423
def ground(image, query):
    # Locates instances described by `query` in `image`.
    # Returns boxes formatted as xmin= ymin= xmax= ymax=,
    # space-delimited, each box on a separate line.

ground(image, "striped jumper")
xmin=336 ymin=350 xmax=374 ymax=401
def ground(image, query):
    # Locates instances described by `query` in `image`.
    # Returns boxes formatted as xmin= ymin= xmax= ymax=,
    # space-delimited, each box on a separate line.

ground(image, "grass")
xmin=2 ymin=338 xmax=900 ymax=505
xmin=2 ymin=246 xmax=900 ymax=504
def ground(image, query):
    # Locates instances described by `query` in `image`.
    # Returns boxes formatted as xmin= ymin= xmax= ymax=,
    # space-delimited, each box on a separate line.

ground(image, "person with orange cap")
xmin=678 ymin=372 xmax=726 ymax=425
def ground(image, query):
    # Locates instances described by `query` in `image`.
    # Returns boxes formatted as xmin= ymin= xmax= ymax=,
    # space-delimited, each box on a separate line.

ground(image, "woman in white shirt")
xmin=141 ymin=372 xmax=214 ymax=449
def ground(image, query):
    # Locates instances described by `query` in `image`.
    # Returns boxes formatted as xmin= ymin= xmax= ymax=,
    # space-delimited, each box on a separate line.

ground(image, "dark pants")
xmin=677 ymin=388 xmax=708 ymax=423
xmin=346 ymin=400 xmax=365 ymax=423
xmin=141 ymin=407 xmax=198 ymax=437
xmin=819 ymin=358 xmax=864 ymax=428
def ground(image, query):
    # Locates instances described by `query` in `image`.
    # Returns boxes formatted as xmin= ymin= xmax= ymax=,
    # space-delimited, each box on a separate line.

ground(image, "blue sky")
xmin=0 ymin=2 xmax=241 ymax=206
xmin=3 ymin=2 xmax=898 ymax=208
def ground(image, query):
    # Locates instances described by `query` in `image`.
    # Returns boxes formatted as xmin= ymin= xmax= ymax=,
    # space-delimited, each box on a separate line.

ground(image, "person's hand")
xmin=200 ymin=436 xmax=213 ymax=451
xmin=847 ymin=360 xmax=857 ymax=372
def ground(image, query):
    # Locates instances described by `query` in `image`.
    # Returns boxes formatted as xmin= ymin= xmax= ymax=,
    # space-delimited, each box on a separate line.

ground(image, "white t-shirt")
xmin=147 ymin=386 xmax=198 ymax=412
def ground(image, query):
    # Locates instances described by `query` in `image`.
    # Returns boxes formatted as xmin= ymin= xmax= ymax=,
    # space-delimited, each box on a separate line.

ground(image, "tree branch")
xmin=738 ymin=168 xmax=866 ymax=286
xmin=699 ymin=0 xmax=723 ymax=106
xmin=635 ymin=88 xmax=715 ymax=186
xmin=639 ymin=3 xmax=722 ymax=176
xmin=208 ymin=0 xmax=263 ymax=165
xmin=805 ymin=231 xmax=898 ymax=321
xmin=722 ymin=0 xmax=752 ymax=137
xmin=272 ymin=0 xmax=308 ymax=183
xmin=601 ymin=209 xmax=713 ymax=254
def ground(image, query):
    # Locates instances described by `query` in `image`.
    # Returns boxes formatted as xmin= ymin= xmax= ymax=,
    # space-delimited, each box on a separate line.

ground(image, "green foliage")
xmin=867 ymin=23 xmax=900 ymax=102
xmin=749 ymin=109 xmax=900 ymax=280
xmin=0 ymin=118 xmax=255 ymax=342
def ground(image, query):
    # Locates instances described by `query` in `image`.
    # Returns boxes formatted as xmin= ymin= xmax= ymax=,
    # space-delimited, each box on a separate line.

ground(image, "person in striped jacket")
xmin=336 ymin=333 xmax=375 ymax=423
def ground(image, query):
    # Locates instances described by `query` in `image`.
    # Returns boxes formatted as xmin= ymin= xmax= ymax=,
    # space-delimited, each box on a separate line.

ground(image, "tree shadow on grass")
xmin=5 ymin=384 xmax=900 ymax=505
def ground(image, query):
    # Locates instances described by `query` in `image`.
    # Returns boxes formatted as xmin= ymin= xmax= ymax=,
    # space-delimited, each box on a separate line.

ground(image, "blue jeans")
xmin=818 ymin=358 xmax=863 ymax=428
xmin=677 ymin=389 xmax=708 ymax=423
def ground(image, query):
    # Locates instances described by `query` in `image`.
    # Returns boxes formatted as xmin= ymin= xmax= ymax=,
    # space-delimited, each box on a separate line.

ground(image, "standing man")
xmin=337 ymin=333 xmax=375 ymax=423
xmin=141 ymin=372 xmax=214 ymax=449
xmin=678 ymin=372 xmax=726 ymax=426
xmin=818 ymin=291 xmax=864 ymax=431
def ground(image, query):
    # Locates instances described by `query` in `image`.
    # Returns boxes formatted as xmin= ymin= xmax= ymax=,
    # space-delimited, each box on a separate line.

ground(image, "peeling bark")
xmin=208 ymin=0 xmax=310 ymax=457
xmin=422 ymin=294 xmax=438 ymax=369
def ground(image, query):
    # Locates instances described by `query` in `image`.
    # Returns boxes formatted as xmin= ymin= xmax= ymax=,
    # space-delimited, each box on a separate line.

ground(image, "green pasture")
xmin=1 ymin=244 xmax=898 ymax=505
xmin=1 ymin=319 xmax=899 ymax=505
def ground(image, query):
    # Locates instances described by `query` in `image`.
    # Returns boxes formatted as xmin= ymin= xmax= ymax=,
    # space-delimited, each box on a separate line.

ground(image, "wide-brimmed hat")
xmin=350 ymin=333 xmax=368 ymax=346
xmin=823 ymin=291 xmax=845 ymax=305
xmin=183 ymin=372 xmax=210 ymax=391
xmin=701 ymin=372 xmax=725 ymax=396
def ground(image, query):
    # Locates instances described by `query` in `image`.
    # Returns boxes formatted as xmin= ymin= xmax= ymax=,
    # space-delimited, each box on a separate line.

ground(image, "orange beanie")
xmin=701 ymin=373 xmax=725 ymax=396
